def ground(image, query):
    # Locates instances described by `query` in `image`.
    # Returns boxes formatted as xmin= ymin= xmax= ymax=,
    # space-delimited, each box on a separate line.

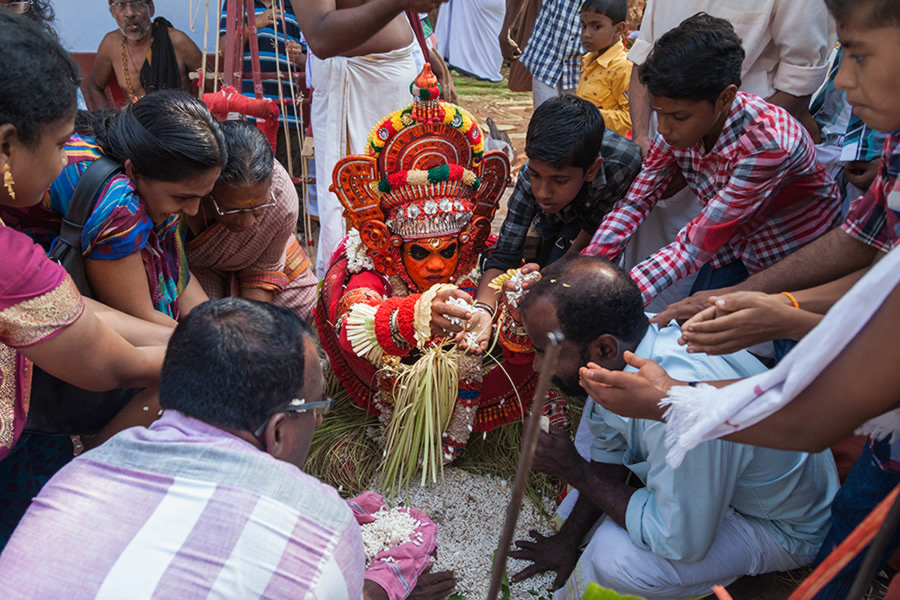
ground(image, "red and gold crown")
xmin=330 ymin=64 xmax=510 ymax=282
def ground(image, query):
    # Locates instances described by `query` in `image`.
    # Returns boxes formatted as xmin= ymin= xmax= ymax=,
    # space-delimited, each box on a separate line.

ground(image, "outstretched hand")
xmin=510 ymin=529 xmax=579 ymax=590
xmin=678 ymin=291 xmax=807 ymax=355
xmin=650 ymin=288 xmax=729 ymax=327
xmin=578 ymin=352 xmax=673 ymax=421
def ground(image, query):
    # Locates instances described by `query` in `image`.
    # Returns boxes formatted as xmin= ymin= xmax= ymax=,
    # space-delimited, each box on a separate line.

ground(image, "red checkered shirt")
xmin=583 ymin=92 xmax=841 ymax=305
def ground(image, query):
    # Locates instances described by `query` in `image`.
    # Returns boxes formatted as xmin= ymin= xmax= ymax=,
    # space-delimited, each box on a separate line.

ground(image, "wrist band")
xmin=780 ymin=291 xmax=799 ymax=309
xmin=473 ymin=301 xmax=495 ymax=318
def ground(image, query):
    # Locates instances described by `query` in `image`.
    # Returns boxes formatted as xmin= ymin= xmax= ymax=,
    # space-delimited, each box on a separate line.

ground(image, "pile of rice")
xmin=376 ymin=467 xmax=556 ymax=599
xmin=360 ymin=507 xmax=424 ymax=567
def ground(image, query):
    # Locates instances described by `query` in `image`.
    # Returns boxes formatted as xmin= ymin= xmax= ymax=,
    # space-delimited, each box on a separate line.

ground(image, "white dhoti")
xmin=435 ymin=0 xmax=505 ymax=82
xmin=555 ymin=509 xmax=812 ymax=600
xmin=311 ymin=42 xmax=418 ymax=276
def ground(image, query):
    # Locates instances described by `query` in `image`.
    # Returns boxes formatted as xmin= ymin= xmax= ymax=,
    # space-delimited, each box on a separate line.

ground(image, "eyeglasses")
xmin=2 ymin=1 xmax=32 ymax=14
xmin=253 ymin=396 xmax=333 ymax=438
xmin=109 ymin=1 xmax=150 ymax=12
xmin=210 ymin=190 xmax=276 ymax=216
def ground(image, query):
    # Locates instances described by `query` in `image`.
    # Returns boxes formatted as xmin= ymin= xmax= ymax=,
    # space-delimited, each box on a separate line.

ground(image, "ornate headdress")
xmin=331 ymin=65 xmax=510 ymax=283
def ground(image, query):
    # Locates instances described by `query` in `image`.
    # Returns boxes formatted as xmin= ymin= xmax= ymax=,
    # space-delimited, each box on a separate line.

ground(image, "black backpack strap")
xmin=54 ymin=156 xmax=123 ymax=256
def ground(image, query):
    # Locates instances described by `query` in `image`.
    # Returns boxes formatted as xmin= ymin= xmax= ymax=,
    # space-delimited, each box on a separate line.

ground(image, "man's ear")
xmin=584 ymin=156 xmax=604 ymax=182
xmin=262 ymin=412 xmax=289 ymax=459
xmin=614 ymin=22 xmax=627 ymax=40
xmin=716 ymin=84 xmax=738 ymax=113
xmin=589 ymin=333 xmax=620 ymax=367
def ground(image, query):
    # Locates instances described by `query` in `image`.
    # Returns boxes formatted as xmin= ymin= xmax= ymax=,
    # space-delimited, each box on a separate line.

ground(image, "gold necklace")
xmin=120 ymin=34 xmax=136 ymax=100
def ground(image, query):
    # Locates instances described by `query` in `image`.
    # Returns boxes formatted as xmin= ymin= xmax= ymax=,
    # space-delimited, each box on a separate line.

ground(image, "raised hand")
xmin=678 ymin=291 xmax=816 ymax=355
xmin=579 ymin=352 xmax=672 ymax=421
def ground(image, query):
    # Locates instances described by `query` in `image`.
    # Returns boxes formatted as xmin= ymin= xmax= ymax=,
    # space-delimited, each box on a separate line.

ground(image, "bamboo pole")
xmin=487 ymin=331 xmax=564 ymax=600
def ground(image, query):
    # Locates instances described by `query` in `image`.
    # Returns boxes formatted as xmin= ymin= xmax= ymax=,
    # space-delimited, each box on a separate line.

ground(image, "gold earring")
xmin=2 ymin=164 xmax=14 ymax=200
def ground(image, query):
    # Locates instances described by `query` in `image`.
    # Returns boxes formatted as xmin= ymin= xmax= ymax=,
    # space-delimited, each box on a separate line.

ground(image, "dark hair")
xmin=519 ymin=255 xmax=648 ymax=348
xmin=525 ymin=95 xmax=606 ymax=170
xmin=826 ymin=0 xmax=900 ymax=28
xmin=159 ymin=298 xmax=313 ymax=432
xmin=639 ymin=13 xmax=744 ymax=103
xmin=18 ymin=0 xmax=56 ymax=36
xmin=218 ymin=120 xmax=274 ymax=187
xmin=75 ymin=90 xmax=226 ymax=182
xmin=0 ymin=11 xmax=79 ymax=146
xmin=581 ymin=0 xmax=627 ymax=24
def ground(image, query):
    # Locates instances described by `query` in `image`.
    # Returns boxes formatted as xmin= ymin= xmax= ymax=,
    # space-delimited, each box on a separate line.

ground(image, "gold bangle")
xmin=780 ymin=291 xmax=799 ymax=309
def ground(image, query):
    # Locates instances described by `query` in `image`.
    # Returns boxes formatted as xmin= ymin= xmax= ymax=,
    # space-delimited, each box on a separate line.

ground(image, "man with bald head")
xmin=86 ymin=0 xmax=203 ymax=108
xmin=510 ymin=256 xmax=838 ymax=599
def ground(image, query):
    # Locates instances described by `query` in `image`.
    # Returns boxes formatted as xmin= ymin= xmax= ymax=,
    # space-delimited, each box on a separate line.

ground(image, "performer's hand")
xmin=650 ymin=286 xmax=733 ymax=327
xmin=579 ymin=352 xmax=672 ymax=421
xmin=430 ymin=289 xmax=472 ymax=338
xmin=532 ymin=426 xmax=582 ymax=483
xmin=499 ymin=29 xmax=522 ymax=61
xmin=456 ymin=307 xmax=492 ymax=355
xmin=510 ymin=529 xmax=579 ymax=590
xmin=408 ymin=565 xmax=457 ymax=600
xmin=679 ymin=291 xmax=812 ymax=355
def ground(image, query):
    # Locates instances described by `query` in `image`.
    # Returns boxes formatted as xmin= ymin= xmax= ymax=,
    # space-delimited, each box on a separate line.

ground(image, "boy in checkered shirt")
xmin=583 ymin=13 xmax=840 ymax=307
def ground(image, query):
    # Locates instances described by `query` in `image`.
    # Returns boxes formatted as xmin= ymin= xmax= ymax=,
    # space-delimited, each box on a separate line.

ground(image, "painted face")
xmin=527 ymin=158 xmax=601 ymax=214
xmin=206 ymin=177 xmax=274 ymax=233
xmin=521 ymin=296 xmax=589 ymax=397
xmin=402 ymin=236 xmax=460 ymax=291
xmin=835 ymin=21 xmax=900 ymax=133
xmin=580 ymin=10 xmax=623 ymax=55
xmin=1 ymin=117 xmax=74 ymax=208
xmin=110 ymin=0 xmax=153 ymax=41
xmin=129 ymin=164 xmax=221 ymax=225
xmin=650 ymin=92 xmax=730 ymax=151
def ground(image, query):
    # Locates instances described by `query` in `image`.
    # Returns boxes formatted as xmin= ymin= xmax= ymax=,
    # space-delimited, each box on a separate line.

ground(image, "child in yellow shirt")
xmin=577 ymin=0 xmax=632 ymax=137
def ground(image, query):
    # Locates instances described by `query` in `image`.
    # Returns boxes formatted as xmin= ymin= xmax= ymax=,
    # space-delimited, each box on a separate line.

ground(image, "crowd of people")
xmin=2 ymin=0 xmax=900 ymax=598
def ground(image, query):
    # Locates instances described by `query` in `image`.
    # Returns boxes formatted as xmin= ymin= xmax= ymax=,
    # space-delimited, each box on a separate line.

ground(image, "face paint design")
xmin=401 ymin=236 xmax=460 ymax=291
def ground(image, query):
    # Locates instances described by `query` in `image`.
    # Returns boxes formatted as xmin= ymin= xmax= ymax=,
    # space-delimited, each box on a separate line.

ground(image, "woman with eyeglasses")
xmin=1 ymin=90 xmax=226 ymax=327
xmin=184 ymin=121 xmax=318 ymax=321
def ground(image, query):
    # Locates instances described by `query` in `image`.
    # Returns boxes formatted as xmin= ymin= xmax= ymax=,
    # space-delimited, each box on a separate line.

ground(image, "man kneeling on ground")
xmin=0 ymin=299 xmax=453 ymax=599
xmin=511 ymin=256 xmax=839 ymax=599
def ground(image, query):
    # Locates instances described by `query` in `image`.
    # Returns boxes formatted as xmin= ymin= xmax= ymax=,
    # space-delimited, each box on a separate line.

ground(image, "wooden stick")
xmin=788 ymin=482 xmax=900 ymax=600
xmin=487 ymin=331 xmax=564 ymax=600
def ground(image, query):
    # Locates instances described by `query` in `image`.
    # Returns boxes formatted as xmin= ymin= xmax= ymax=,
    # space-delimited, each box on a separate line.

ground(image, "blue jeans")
xmin=812 ymin=440 xmax=900 ymax=599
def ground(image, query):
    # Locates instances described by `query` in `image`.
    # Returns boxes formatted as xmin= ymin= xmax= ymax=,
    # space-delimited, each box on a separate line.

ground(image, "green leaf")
xmin=582 ymin=582 xmax=645 ymax=600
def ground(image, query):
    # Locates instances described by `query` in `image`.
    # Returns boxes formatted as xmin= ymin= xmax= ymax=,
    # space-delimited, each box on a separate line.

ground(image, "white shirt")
xmin=628 ymin=0 xmax=836 ymax=98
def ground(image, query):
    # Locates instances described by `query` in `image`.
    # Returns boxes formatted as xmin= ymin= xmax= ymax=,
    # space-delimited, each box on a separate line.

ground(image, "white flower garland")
xmin=346 ymin=229 xmax=375 ymax=274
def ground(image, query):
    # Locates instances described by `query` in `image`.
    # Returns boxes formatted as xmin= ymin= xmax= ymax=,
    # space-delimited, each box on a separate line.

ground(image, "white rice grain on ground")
xmin=377 ymin=467 xmax=557 ymax=599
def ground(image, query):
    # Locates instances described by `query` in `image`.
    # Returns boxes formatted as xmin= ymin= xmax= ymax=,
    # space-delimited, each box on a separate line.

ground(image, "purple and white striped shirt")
xmin=0 ymin=411 xmax=364 ymax=599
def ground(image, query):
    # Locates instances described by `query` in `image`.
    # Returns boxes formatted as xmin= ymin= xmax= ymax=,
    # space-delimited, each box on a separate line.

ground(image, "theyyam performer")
xmin=316 ymin=64 xmax=567 ymax=489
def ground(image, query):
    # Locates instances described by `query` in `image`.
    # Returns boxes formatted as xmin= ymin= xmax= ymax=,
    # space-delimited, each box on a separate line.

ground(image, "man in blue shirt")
xmin=512 ymin=256 xmax=839 ymax=599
